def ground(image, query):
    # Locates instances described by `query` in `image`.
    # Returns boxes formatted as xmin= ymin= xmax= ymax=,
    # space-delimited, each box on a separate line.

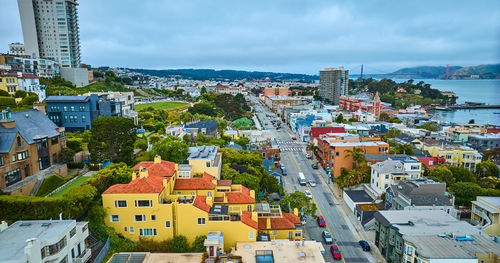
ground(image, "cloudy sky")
xmin=1 ymin=0 xmax=499 ymax=74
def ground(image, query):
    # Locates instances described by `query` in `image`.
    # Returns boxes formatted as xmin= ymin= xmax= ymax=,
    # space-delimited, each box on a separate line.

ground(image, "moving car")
xmin=305 ymin=153 xmax=312 ymax=159
xmin=308 ymin=180 xmax=316 ymax=187
xmin=322 ymin=230 xmax=333 ymax=244
xmin=282 ymin=168 xmax=287 ymax=176
xmin=317 ymin=216 xmax=326 ymax=227
xmin=311 ymin=163 xmax=319 ymax=169
xmin=304 ymin=189 xmax=312 ymax=199
xmin=280 ymin=163 xmax=286 ymax=170
xmin=291 ymin=137 xmax=296 ymax=140
xmin=359 ymin=240 xmax=371 ymax=251
xmin=330 ymin=245 xmax=342 ymax=260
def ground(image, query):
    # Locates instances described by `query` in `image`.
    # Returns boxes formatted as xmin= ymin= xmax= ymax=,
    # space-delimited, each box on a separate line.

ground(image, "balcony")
xmin=161 ymin=196 xmax=194 ymax=204
xmin=72 ymin=248 xmax=91 ymax=263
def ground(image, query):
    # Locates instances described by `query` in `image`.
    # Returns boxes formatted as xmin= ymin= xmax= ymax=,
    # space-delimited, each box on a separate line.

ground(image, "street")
xmin=250 ymin=96 xmax=378 ymax=263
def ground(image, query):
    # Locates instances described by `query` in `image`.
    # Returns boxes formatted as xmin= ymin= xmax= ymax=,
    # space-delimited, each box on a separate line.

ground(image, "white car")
xmin=305 ymin=154 xmax=312 ymax=159
xmin=305 ymin=189 xmax=312 ymax=199
xmin=308 ymin=180 xmax=316 ymax=187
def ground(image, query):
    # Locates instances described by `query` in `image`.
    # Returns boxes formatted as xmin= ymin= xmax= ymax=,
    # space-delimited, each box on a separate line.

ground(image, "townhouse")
xmin=370 ymin=155 xmax=423 ymax=195
xmin=423 ymin=143 xmax=482 ymax=171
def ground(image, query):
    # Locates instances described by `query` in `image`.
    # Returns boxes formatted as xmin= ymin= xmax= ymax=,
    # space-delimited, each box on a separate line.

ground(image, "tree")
xmin=449 ymin=182 xmax=483 ymax=206
xmin=476 ymin=160 xmax=499 ymax=178
xmin=344 ymin=147 xmax=365 ymax=169
xmin=280 ymin=191 xmax=317 ymax=218
xmin=429 ymin=166 xmax=455 ymax=185
xmin=151 ymin=136 xmax=188 ymax=163
xmin=448 ymin=165 xmax=476 ymax=183
xmin=89 ymin=117 xmax=136 ymax=164
xmin=200 ymin=86 xmax=207 ymax=94
xmin=171 ymin=235 xmax=190 ymax=253
xmin=0 ymin=90 xmax=10 ymax=97
xmin=394 ymin=144 xmax=414 ymax=155
xmin=348 ymin=117 xmax=358 ymax=123
xmin=60 ymin=147 xmax=75 ymax=163
xmin=14 ymin=90 xmax=27 ymax=98
xmin=385 ymin=128 xmax=402 ymax=138
xmin=417 ymin=121 xmax=441 ymax=132
xmin=88 ymin=162 xmax=132 ymax=195
xmin=134 ymin=138 xmax=148 ymax=151
xmin=191 ymin=235 xmax=207 ymax=252
xmin=479 ymin=176 xmax=500 ymax=189
xmin=188 ymin=102 xmax=216 ymax=117
xmin=234 ymin=137 xmax=250 ymax=148
xmin=335 ymin=114 xmax=344 ymax=123
xmin=482 ymin=148 xmax=500 ymax=163
xmin=389 ymin=116 xmax=402 ymax=123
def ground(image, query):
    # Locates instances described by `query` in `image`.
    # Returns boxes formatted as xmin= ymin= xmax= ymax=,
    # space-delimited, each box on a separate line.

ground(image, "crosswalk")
xmin=275 ymin=140 xmax=306 ymax=152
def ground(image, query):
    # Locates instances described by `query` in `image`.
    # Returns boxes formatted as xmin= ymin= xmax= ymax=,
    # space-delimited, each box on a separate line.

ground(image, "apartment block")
xmin=16 ymin=72 xmax=46 ymax=101
xmin=102 ymin=156 xmax=302 ymax=251
xmin=319 ymin=67 xmax=348 ymax=105
xmin=370 ymin=155 xmax=423 ymax=195
xmin=264 ymin=87 xmax=289 ymax=97
xmin=264 ymin=96 xmax=303 ymax=113
xmin=0 ymin=220 xmax=90 ymax=263
xmin=471 ymin=196 xmax=500 ymax=237
xmin=186 ymin=146 xmax=222 ymax=179
xmin=0 ymin=109 xmax=64 ymax=194
xmin=423 ymin=144 xmax=482 ymax=171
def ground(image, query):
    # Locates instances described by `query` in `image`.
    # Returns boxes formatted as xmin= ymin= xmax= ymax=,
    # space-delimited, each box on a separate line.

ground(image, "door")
xmin=288 ymin=231 xmax=293 ymax=240
xmin=77 ymin=243 xmax=81 ymax=256
xmin=209 ymin=246 xmax=214 ymax=257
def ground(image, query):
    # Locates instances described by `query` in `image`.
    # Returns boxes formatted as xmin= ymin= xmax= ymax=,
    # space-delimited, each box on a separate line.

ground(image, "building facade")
xmin=370 ymin=156 xmax=423 ymax=195
xmin=319 ymin=67 xmax=348 ymax=105
xmin=0 ymin=109 xmax=64 ymax=194
xmin=423 ymin=144 xmax=482 ymax=171
xmin=471 ymin=196 xmax=500 ymax=237
xmin=8 ymin=43 xmax=25 ymax=56
xmin=16 ymin=73 xmax=46 ymax=101
xmin=0 ymin=72 xmax=18 ymax=95
xmin=17 ymin=0 xmax=81 ymax=68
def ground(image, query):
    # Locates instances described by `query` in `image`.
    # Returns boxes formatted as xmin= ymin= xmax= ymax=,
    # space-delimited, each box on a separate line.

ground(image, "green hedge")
xmin=0 ymin=195 xmax=68 ymax=223
xmin=0 ymin=96 xmax=16 ymax=107
xmin=67 ymin=138 xmax=83 ymax=152
xmin=36 ymin=174 xmax=66 ymax=196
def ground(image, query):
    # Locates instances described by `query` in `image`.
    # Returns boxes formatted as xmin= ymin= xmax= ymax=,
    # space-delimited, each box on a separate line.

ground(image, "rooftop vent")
xmin=20 ymin=223 xmax=32 ymax=227
xmin=41 ymin=223 xmax=51 ymax=227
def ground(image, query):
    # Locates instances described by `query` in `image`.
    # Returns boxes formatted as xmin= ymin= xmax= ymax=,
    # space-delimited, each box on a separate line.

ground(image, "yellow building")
xmin=187 ymin=145 xmax=222 ymax=179
xmin=471 ymin=196 xmax=500 ymax=237
xmin=0 ymin=73 xmax=18 ymax=95
xmin=102 ymin=156 xmax=302 ymax=250
xmin=423 ymin=144 xmax=482 ymax=171
xmin=264 ymin=96 xmax=303 ymax=113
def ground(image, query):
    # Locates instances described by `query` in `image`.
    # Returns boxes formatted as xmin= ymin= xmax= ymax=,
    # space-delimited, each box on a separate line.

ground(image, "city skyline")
xmin=1 ymin=0 xmax=499 ymax=74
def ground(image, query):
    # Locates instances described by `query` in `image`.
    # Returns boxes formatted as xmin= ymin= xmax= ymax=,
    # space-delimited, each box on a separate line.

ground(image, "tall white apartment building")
xmin=17 ymin=0 xmax=81 ymax=68
xmin=319 ymin=67 xmax=349 ymax=105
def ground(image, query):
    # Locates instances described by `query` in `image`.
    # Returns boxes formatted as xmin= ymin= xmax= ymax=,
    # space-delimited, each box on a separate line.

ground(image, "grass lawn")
xmin=135 ymin=101 xmax=188 ymax=111
xmin=52 ymin=176 xmax=91 ymax=198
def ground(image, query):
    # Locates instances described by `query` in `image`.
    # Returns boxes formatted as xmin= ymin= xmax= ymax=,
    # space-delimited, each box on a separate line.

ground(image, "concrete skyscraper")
xmin=17 ymin=0 xmax=81 ymax=68
xmin=319 ymin=67 xmax=349 ymax=105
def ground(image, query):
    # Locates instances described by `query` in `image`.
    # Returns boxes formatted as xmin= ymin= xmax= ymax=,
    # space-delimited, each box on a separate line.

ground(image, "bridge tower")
xmin=446 ymin=64 xmax=449 ymax=80
xmin=360 ymin=64 xmax=363 ymax=79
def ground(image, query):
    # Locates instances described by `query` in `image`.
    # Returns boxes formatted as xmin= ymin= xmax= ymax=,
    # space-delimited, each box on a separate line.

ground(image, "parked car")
xmin=305 ymin=189 xmax=312 ymax=199
xmin=308 ymin=180 xmax=316 ymax=187
xmin=280 ymin=163 xmax=286 ymax=170
xmin=305 ymin=153 xmax=312 ymax=159
xmin=301 ymin=216 xmax=307 ymax=225
xmin=282 ymin=168 xmax=287 ymax=176
xmin=322 ymin=230 xmax=333 ymax=244
xmin=291 ymin=137 xmax=296 ymax=140
xmin=311 ymin=163 xmax=319 ymax=169
xmin=330 ymin=245 xmax=342 ymax=260
xmin=359 ymin=240 xmax=371 ymax=251
xmin=317 ymin=216 xmax=326 ymax=227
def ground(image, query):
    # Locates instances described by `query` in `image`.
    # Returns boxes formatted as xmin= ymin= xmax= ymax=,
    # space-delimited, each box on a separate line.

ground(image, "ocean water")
xmin=398 ymin=79 xmax=500 ymax=125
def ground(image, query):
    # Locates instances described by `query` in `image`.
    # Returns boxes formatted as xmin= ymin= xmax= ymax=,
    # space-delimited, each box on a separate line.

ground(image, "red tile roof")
xmin=17 ymin=74 xmax=39 ymax=79
xmin=225 ymin=186 xmax=254 ymax=204
xmin=174 ymin=172 xmax=215 ymax=190
xmin=310 ymin=127 xmax=346 ymax=138
xmin=283 ymin=213 xmax=301 ymax=225
xmin=258 ymin=213 xmax=301 ymax=230
xmin=241 ymin=211 xmax=258 ymax=229
xmin=103 ymin=175 xmax=168 ymax=194
xmin=217 ymin=180 xmax=232 ymax=186
xmin=193 ymin=196 xmax=211 ymax=213
xmin=133 ymin=160 xmax=176 ymax=177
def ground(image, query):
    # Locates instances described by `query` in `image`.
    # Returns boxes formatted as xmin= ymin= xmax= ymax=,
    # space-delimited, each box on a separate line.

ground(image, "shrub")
xmin=0 ymin=96 xmax=16 ymax=107
xmin=36 ymin=174 xmax=66 ymax=196
xmin=191 ymin=235 xmax=207 ymax=252
xmin=67 ymin=162 xmax=85 ymax=169
xmin=22 ymin=95 xmax=38 ymax=105
xmin=15 ymin=90 xmax=27 ymax=98
xmin=171 ymin=235 xmax=190 ymax=252
xmin=67 ymin=138 xmax=83 ymax=152
xmin=0 ymin=195 xmax=68 ymax=223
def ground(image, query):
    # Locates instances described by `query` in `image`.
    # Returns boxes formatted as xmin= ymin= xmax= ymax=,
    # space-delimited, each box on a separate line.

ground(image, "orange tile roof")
xmin=133 ymin=160 xmax=176 ymax=177
xmin=225 ymin=186 xmax=254 ymax=204
xmin=217 ymin=180 xmax=232 ymax=186
xmin=103 ymin=175 xmax=168 ymax=194
xmin=258 ymin=213 xmax=300 ymax=230
xmin=174 ymin=172 xmax=215 ymax=190
xmin=193 ymin=196 xmax=211 ymax=213
xmin=241 ymin=211 xmax=258 ymax=229
xmin=283 ymin=213 xmax=301 ymax=225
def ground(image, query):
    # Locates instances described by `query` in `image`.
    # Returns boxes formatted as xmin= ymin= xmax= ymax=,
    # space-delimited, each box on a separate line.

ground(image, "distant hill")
xmin=129 ymin=68 xmax=317 ymax=82
xmin=389 ymin=64 xmax=500 ymax=79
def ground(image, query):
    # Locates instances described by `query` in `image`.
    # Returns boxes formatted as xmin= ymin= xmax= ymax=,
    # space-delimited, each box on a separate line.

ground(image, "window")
xmin=5 ymin=168 xmax=21 ymax=186
xmin=17 ymin=151 xmax=29 ymax=160
xmin=70 ymin=106 xmax=75 ymax=111
xmin=247 ymin=205 xmax=252 ymax=212
xmin=151 ymin=215 xmax=156 ymax=221
xmin=114 ymin=200 xmax=127 ymax=208
xmin=165 ymin=221 xmax=171 ymax=228
xmin=385 ymin=174 xmax=389 ymax=179
xmin=177 ymin=191 xmax=181 ymax=195
xmin=134 ymin=215 xmax=145 ymax=222
xmin=17 ymin=136 xmax=22 ymax=147
xmin=410 ymin=165 xmax=420 ymax=170
xmin=139 ymin=228 xmax=156 ymax=236
xmin=295 ymin=231 xmax=301 ymax=237
xmin=135 ymin=200 xmax=152 ymax=207
xmin=249 ymin=232 xmax=254 ymax=239
xmin=82 ymin=115 xmax=86 ymax=122
xmin=130 ymin=227 xmax=134 ymax=233
xmin=273 ymin=230 xmax=277 ymax=236
xmin=110 ymin=215 xmax=119 ymax=222
xmin=197 ymin=218 xmax=206 ymax=225
xmin=63 ymin=106 xmax=67 ymax=111
xmin=190 ymin=192 xmax=195 ymax=195
xmin=206 ymin=161 xmax=211 ymax=167
xmin=406 ymin=245 xmax=413 ymax=255
xmin=0 ymin=157 xmax=4 ymax=166
xmin=124 ymin=227 xmax=127 ymax=232
xmin=69 ymin=227 xmax=76 ymax=237
xmin=51 ymin=137 xmax=58 ymax=145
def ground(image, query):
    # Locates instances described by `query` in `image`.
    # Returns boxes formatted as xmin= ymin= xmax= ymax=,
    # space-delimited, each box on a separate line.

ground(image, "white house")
xmin=16 ymin=72 xmax=46 ymax=101
xmin=0 ymin=220 xmax=90 ymax=263
xmin=370 ymin=155 xmax=423 ymax=195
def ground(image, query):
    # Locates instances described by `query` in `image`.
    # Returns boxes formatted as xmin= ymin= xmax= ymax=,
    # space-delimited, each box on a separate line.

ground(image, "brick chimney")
xmin=33 ymin=102 xmax=46 ymax=114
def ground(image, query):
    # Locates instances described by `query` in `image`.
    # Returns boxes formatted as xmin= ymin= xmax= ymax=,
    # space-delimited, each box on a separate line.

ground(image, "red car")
xmin=317 ymin=216 xmax=326 ymax=227
xmin=330 ymin=245 xmax=342 ymax=260
xmin=291 ymin=137 xmax=296 ymax=140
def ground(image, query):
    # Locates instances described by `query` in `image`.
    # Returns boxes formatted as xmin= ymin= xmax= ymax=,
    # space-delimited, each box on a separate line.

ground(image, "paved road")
xmin=250 ymin=96 xmax=376 ymax=263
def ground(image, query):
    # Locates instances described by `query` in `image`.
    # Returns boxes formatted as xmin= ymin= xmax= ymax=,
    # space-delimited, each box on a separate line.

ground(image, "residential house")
xmin=423 ymin=143 xmax=482 ymax=171
xmin=471 ymin=196 xmax=500 ymax=237
xmin=101 ymin=156 xmax=302 ymax=251
xmin=309 ymin=126 xmax=345 ymax=147
xmin=343 ymin=189 xmax=374 ymax=213
xmin=374 ymin=210 xmax=500 ymax=263
xmin=16 ymin=73 xmax=45 ymax=101
xmin=0 ymin=109 xmax=64 ymax=195
xmin=370 ymin=156 xmax=423 ymax=195
xmin=187 ymin=146 xmax=222 ymax=179
xmin=467 ymin=133 xmax=500 ymax=151
xmin=185 ymin=120 xmax=218 ymax=137
xmin=0 ymin=72 xmax=18 ymax=94
xmin=84 ymin=92 xmax=138 ymax=125
xmin=0 ymin=220 xmax=90 ymax=263
xmin=215 ymin=84 xmax=242 ymax=95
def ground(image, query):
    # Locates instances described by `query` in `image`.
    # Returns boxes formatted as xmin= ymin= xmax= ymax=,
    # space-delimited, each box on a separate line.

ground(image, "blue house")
xmin=185 ymin=120 xmax=218 ymax=137
xmin=45 ymin=94 xmax=122 ymax=132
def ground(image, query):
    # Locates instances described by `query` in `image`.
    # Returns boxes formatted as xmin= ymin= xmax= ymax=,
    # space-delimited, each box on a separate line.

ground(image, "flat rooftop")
xmin=477 ymin=196 xmax=500 ymax=208
xmin=234 ymin=240 xmax=326 ymax=263
xmin=328 ymin=141 xmax=388 ymax=147
xmin=344 ymin=190 xmax=373 ymax=203
xmin=0 ymin=220 xmax=76 ymax=261
xmin=187 ymin=145 xmax=218 ymax=160
xmin=108 ymin=252 xmax=203 ymax=263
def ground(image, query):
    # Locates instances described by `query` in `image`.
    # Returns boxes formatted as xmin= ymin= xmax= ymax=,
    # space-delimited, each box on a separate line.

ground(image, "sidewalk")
xmin=315 ymin=169 xmax=386 ymax=263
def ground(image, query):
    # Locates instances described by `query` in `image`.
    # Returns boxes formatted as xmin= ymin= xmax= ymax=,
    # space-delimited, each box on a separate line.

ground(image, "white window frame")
xmin=110 ymin=215 xmax=119 ymax=222
xmin=130 ymin=227 xmax=134 ymax=233
xmin=165 ymin=221 xmax=171 ymax=228
xmin=249 ymin=232 xmax=254 ymax=239
xmin=135 ymin=200 xmax=153 ymax=207
xmin=114 ymin=200 xmax=127 ymax=208
xmin=134 ymin=215 xmax=146 ymax=222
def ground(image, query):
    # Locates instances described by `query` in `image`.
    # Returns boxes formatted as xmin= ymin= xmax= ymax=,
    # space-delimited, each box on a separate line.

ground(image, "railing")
xmin=72 ymin=248 xmax=91 ymax=263
xmin=471 ymin=207 xmax=492 ymax=229
xmin=93 ymin=237 xmax=110 ymax=263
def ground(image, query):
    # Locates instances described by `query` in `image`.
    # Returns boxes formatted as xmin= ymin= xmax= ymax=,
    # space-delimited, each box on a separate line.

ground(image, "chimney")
xmin=131 ymin=172 xmax=137 ymax=181
xmin=163 ymin=179 xmax=168 ymax=189
xmin=293 ymin=208 xmax=299 ymax=217
xmin=139 ymin=167 xmax=148 ymax=179
xmin=33 ymin=102 xmax=46 ymax=114
xmin=251 ymin=211 xmax=258 ymax=222
xmin=250 ymin=190 xmax=255 ymax=199
xmin=154 ymin=155 xmax=161 ymax=164
xmin=0 ymin=109 xmax=15 ymax=129
xmin=266 ymin=218 xmax=271 ymax=229
xmin=206 ymin=196 xmax=213 ymax=206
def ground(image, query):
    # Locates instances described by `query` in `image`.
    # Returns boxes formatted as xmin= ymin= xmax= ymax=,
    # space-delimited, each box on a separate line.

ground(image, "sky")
xmin=1 ymin=0 xmax=499 ymax=75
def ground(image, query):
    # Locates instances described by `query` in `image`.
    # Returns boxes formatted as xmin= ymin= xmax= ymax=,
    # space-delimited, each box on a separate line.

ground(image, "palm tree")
xmin=344 ymin=147 xmax=365 ymax=170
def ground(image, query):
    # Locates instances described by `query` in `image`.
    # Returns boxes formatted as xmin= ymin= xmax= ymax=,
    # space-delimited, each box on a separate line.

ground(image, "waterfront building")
xmin=101 ymin=156 xmax=302 ymax=251
xmin=17 ymin=0 xmax=81 ymax=68
xmin=319 ymin=67 xmax=348 ymax=105
xmin=0 ymin=220 xmax=90 ymax=263
xmin=0 ymin=109 xmax=64 ymax=195
xmin=471 ymin=196 xmax=500 ymax=237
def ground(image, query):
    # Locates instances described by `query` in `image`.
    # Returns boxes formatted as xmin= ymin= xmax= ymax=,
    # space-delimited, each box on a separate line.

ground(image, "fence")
xmin=94 ymin=237 xmax=110 ymax=263
xmin=45 ymin=174 xmax=83 ymax=197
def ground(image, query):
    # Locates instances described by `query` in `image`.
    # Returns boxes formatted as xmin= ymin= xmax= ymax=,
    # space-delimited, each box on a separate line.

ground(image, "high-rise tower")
xmin=17 ymin=0 xmax=81 ymax=68
xmin=319 ymin=67 xmax=349 ymax=105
